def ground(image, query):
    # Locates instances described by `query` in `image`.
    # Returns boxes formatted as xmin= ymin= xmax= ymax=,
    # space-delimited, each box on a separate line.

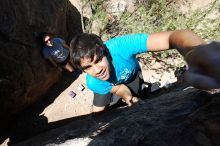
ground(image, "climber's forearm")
xmin=169 ymin=29 xmax=206 ymax=56
xmin=111 ymin=84 xmax=133 ymax=102
xmin=147 ymin=29 xmax=206 ymax=57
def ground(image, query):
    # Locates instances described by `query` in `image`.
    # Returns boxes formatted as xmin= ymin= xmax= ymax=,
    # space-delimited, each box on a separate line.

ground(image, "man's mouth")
xmin=97 ymin=70 xmax=107 ymax=80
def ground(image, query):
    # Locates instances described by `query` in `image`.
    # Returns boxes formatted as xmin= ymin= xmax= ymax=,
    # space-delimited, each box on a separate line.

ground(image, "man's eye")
xmin=95 ymin=56 xmax=103 ymax=63
xmin=82 ymin=65 xmax=91 ymax=70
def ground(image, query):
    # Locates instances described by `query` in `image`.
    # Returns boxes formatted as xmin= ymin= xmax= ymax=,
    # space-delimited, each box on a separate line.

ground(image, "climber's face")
xmin=80 ymin=54 xmax=111 ymax=81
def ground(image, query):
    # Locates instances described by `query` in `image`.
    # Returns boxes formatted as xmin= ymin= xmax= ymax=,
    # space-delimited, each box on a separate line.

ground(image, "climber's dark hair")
xmin=70 ymin=33 xmax=110 ymax=70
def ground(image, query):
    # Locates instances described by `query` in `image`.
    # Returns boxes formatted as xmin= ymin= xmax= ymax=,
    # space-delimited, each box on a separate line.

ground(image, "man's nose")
xmin=94 ymin=64 xmax=102 ymax=74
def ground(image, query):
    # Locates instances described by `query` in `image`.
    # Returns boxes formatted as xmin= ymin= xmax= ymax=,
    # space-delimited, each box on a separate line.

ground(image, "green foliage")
xmin=85 ymin=0 xmax=219 ymax=39
xmin=84 ymin=1 xmax=109 ymax=33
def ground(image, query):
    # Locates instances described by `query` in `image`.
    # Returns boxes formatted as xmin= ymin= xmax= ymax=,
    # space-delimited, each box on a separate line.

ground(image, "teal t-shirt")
xmin=86 ymin=33 xmax=149 ymax=94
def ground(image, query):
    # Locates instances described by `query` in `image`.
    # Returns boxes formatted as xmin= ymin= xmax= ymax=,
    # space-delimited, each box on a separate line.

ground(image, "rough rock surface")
xmin=14 ymin=88 xmax=220 ymax=146
xmin=0 ymin=0 xmax=82 ymax=122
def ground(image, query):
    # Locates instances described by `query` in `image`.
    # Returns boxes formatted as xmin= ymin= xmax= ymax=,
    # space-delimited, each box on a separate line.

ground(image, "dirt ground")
xmin=40 ymin=72 xmax=93 ymax=122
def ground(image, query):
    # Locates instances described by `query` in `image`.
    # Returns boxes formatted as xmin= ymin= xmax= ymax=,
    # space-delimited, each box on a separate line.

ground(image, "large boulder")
xmin=14 ymin=88 xmax=220 ymax=146
xmin=0 ymin=0 xmax=82 ymax=122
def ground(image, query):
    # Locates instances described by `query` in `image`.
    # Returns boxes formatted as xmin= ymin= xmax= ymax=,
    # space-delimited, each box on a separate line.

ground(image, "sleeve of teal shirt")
xmin=105 ymin=33 xmax=149 ymax=59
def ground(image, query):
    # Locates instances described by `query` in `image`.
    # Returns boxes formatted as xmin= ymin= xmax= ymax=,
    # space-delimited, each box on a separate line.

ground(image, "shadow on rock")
xmin=0 ymin=70 xmax=81 ymax=145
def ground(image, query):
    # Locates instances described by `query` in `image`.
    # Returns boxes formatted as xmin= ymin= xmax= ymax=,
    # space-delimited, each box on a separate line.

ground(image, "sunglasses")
xmin=44 ymin=38 xmax=52 ymax=43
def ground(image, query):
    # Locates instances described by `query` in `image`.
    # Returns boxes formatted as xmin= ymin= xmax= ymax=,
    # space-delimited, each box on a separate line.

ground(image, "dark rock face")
xmin=0 ymin=0 xmax=82 ymax=121
xmin=15 ymin=88 xmax=220 ymax=146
